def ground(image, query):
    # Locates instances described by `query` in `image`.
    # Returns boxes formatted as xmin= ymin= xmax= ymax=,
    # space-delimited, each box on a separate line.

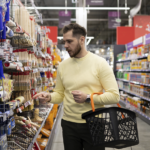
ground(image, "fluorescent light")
xmin=95 ymin=50 xmax=99 ymax=54
xmin=26 ymin=7 xmax=130 ymax=10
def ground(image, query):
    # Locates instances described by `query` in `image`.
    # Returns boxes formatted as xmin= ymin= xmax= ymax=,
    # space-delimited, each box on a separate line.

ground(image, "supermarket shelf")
xmin=117 ymin=78 xmax=150 ymax=87
xmin=116 ymin=69 xmax=150 ymax=72
xmin=119 ymin=88 xmax=150 ymax=102
xmin=119 ymin=100 xmax=150 ymax=125
xmin=116 ymin=56 xmax=148 ymax=63
xmin=27 ymin=104 xmax=54 ymax=150
xmin=116 ymin=59 xmax=131 ymax=63
xmin=45 ymin=103 xmax=63 ymax=150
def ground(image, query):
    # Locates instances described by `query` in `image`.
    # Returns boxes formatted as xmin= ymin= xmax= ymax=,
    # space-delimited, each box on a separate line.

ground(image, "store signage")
xmin=145 ymin=33 xmax=150 ymax=45
xmin=133 ymin=37 xmax=143 ymax=47
xmin=59 ymin=11 xmax=71 ymax=28
xmin=127 ymin=41 xmax=133 ymax=50
xmin=86 ymin=0 xmax=103 ymax=5
xmin=108 ymin=11 xmax=120 ymax=29
xmin=46 ymin=26 xmax=58 ymax=44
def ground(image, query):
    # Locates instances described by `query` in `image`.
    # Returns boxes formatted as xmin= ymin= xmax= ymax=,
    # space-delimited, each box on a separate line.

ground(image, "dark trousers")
xmin=61 ymin=119 xmax=105 ymax=150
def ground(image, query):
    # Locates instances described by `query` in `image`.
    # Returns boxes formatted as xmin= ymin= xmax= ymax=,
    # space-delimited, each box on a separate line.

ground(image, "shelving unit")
xmin=117 ymin=78 xmax=150 ymax=87
xmin=119 ymin=100 xmax=150 ymax=125
xmin=119 ymin=88 xmax=150 ymax=102
xmin=45 ymin=103 xmax=63 ymax=150
xmin=116 ymin=55 xmax=148 ymax=63
xmin=116 ymin=69 xmax=150 ymax=72
xmin=27 ymin=104 xmax=54 ymax=150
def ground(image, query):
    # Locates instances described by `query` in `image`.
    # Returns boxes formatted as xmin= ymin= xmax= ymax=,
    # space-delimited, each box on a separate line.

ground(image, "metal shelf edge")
xmin=116 ymin=78 xmax=150 ymax=87
xmin=45 ymin=103 xmax=63 ymax=150
xmin=119 ymin=100 xmax=150 ymax=125
xmin=119 ymin=88 xmax=150 ymax=102
xmin=27 ymin=104 xmax=54 ymax=150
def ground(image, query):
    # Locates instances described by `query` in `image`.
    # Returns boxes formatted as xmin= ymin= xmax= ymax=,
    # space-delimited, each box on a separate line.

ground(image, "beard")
xmin=66 ymin=42 xmax=81 ymax=58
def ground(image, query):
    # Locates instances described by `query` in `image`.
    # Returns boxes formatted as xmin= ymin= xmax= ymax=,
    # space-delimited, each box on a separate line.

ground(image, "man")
xmin=33 ymin=23 xmax=120 ymax=150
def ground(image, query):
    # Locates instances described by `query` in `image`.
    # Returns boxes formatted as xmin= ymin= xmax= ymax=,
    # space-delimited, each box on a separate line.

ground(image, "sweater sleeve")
xmin=50 ymin=66 xmax=65 ymax=104
xmin=93 ymin=59 xmax=120 ymax=105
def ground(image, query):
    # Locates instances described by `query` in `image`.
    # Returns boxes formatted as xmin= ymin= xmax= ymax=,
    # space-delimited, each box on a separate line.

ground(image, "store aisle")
xmin=51 ymin=105 xmax=150 ymax=150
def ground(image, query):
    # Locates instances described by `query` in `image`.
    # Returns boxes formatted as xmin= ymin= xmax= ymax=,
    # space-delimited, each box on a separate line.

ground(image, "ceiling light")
xmin=95 ymin=50 xmax=99 ymax=54
xmin=26 ymin=7 xmax=130 ymax=10
xmin=101 ymin=49 xmax=104 ymax=52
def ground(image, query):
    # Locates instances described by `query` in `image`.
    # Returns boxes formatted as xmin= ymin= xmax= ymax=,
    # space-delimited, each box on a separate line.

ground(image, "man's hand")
xmin=71 ymin=90 xmax=87 ymax=103
xmin=33 ymin=92 xmax=51 ymax=104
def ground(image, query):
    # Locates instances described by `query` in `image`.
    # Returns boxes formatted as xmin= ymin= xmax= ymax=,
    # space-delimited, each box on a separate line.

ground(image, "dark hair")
xmin=62 ymin=23 xmax=87 ymax=38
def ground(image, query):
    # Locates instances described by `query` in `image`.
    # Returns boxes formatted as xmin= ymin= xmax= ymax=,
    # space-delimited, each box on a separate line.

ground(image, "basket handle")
xmin=91 ymin=93 xmax=125 ymax=118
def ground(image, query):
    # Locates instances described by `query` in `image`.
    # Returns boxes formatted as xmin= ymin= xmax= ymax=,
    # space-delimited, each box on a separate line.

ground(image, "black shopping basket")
xmin=82 ymin=92 xmax=139 ymax=149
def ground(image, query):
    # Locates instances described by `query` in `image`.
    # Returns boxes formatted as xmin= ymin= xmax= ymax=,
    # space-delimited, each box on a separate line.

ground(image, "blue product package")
xmin=5 ymin=1 xmax=10 ymax=22
xmin=10 ymin=116 xmax=15 ymax=129
xmin=0 ymin=134 xmax=7 ymax=150
xmin=0 ymin=6 xmax=3 ymax=31
xmin=4 ymin=120 xmax=11 ymax=135
xmin=0 ymin=60 xmax=5 ymax=80
xmin=2 ymin=22 xmax=6 ymax=40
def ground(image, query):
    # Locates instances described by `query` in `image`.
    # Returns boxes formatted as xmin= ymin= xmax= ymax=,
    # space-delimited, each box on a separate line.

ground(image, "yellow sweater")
xmin=51 ymin=52 xmax=120 ymax=123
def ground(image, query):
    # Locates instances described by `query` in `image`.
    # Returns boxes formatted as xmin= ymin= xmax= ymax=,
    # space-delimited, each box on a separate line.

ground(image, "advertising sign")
xmin=108 ymin=11 xmax=120 ymax=29
xmin=86 ymin=0 xmax=103 ymax=5
xmin=59 ymin=11 xmax=71 ymax=28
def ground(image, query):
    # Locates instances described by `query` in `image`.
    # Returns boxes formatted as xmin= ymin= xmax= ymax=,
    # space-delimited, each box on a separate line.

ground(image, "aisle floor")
xmin=51 ymin=106 xmax=150 ymax=150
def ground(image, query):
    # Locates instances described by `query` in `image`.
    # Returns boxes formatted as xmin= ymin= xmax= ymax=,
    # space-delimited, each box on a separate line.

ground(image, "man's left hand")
xmin=71 ymin=90 xmax=87 ymax=103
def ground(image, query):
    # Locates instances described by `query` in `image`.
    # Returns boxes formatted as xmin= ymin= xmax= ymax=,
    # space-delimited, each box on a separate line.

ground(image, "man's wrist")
xmin=85 ymin=94 xmax=91 ymax=103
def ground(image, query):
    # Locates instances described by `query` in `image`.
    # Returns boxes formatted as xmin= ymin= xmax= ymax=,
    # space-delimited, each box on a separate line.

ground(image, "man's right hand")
xmin=33 ymin=92 xmax=51 ymax=104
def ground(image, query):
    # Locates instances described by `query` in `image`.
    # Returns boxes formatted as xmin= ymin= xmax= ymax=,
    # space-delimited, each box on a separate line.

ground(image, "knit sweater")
xmin=51 ymin=52 xmax=120 ymax=123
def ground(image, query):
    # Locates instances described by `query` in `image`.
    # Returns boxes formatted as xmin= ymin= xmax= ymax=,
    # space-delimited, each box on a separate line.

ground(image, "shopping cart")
xmin=82 ymin=93 xmax=139 ymax=149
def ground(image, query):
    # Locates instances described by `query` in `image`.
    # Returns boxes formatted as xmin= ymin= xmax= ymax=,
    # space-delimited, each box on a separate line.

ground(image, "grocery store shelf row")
xmin=119 ymin=88 xmax=150 ymax=102
xmin=45 ymin=103 xmax=63 ymax=150
xmin=116 ymin=69 xmax=150 ymax=72
xmin=116 ymin=55 xmax=148 ymax=63
xmin=116 ymin=78 xmax=150 ymax=87
xmin=27 ymin=104 xmax=54 ymax=150
xmin=119 ymin=100 xmax=150 ymax=125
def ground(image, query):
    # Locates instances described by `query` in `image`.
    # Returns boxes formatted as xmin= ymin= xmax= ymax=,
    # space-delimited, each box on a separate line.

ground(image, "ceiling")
xmin=23 ymin=0 xmax=150 ymax=45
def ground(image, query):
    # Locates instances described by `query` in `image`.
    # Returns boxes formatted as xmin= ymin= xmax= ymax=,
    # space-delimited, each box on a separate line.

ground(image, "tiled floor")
xmin=51 ymin=106 xmax=150 ymax=150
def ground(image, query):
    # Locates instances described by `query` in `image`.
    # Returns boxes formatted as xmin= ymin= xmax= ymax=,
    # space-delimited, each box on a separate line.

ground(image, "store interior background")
xmin=1 ymin=0 xmax=150 ymax=149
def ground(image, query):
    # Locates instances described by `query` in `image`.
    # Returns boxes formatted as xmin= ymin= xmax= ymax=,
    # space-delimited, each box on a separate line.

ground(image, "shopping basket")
xmin=82 ymin=93 xmax=139 ymax=149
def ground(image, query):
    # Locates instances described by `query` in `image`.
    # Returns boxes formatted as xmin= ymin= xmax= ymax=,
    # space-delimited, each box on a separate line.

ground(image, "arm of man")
xmin=93 ymin=59 xmax=120 ymax=105
xmin=33 ymin=66 xmax=65 ymax=104
xmin=50 ymin=66 xmax=65 ymax=104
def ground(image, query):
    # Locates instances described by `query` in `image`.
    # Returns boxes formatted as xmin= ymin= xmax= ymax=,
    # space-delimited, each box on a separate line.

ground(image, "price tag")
xmin=10 ymin=109 xmax=13 ymax=116
xmin=20 ymin=67 xmax=24 ymax=72
xmin=11 ymin=56 xmax=14 ymax=61
xmin=24 ymin=102 xmax=29 ymax=108
xmin=6 ymin=56 xmax=8 ymax=61
xmin=17 ymin=101 xmax=20 ymax=107
xmin=18 ymin=108 xmax=22 ymax=113
xmin=10 ymin=47 xmax=13 ymax=53
xmin=13 ymin=102 xmax=16 ymax=109
xmin=24 ymin=66 xmax=28 ymax=70
xmin=28 ymin=101 xmax=31 ymax=105
xmin=33 ymin=46 xmax=36 ymax=52
xmin=0 ymin=48 xmax=4 ymax=55
xmin=4 ymin=43 xmax=7 ymax=49
xmin=3 ymin=113 xmax=6 ymax=122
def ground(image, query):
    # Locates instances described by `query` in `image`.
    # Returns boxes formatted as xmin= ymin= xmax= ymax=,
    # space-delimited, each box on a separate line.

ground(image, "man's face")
xmin=63 ymin=30 xmax=82 ymax=58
